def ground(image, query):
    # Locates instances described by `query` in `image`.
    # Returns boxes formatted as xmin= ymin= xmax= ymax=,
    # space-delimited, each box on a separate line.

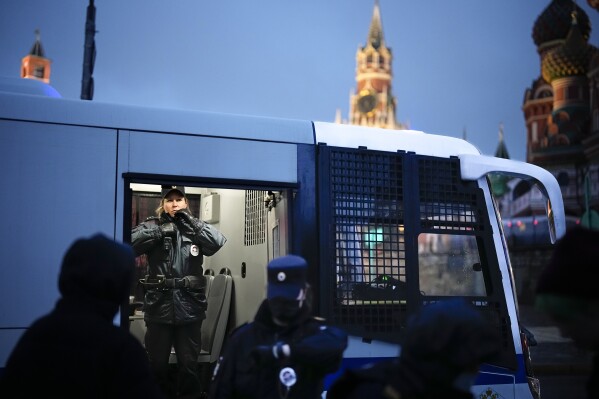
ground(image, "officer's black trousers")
xmin=145 ymin=320 xmax=203 ymax=399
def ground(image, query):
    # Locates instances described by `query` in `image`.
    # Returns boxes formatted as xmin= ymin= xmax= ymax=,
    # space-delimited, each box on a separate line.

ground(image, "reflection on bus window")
xmin=336 ymin=224 xmax=365 ymax=290
xmin=336 ymin=224 xmax=406 ymax=303
xmin=418 ymin=233 xmax=486 ymax=296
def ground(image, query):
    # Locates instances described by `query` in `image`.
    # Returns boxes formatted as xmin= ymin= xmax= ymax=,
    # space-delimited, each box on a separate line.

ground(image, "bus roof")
xmin=0 ymin=87 xmax=313 ymax=144
xmin=1 ymin=80 xmax=480 ymax=157
xmin=314 ymin=121 xmax=481 ymax=157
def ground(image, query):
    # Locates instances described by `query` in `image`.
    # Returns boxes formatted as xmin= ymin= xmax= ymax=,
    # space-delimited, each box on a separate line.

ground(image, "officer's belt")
xmin=140 ymin=275 xmax=205 ymax=289
xmin=164 ymin=278 xmax=187 ymax=289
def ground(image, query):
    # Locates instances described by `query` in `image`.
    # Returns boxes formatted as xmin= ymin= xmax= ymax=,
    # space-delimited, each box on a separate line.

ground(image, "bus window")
xmin=336 ymin=223 xmax=406 ymax=303
xmin=418 ymin=233 xmax=486 ymax=296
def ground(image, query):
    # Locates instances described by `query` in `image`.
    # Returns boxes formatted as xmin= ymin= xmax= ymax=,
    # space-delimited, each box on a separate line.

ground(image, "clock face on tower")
xmin=357 ymin=93 xmax=377 ymax=114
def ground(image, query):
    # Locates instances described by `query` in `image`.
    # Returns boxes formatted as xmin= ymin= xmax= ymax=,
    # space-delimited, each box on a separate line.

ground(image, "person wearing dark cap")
xmin=132 ymin=185 xmax=227 ymax=399
xmin=0 ymin=234 xmax=165 ymax=398
xmin=208 ymin=255 xmax=348 ymax=399
xmin=536 ymin=227 xmax=599 ymax=399
xmin=327 ymin=299 xmax=501 ymax=399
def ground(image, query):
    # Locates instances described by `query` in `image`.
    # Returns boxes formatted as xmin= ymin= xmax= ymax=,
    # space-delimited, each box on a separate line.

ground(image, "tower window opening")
xmin=34 ymin=66 xmax=44 ymax=78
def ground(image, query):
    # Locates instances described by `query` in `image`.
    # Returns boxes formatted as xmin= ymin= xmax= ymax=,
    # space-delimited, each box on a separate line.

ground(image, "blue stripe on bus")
xmin=325 ymin=354 xmax=528 ymax=389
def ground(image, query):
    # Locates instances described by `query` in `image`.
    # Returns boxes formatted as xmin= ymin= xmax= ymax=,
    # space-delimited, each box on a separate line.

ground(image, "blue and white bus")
xmin=0 ymin=78 xmax=565 ymax=398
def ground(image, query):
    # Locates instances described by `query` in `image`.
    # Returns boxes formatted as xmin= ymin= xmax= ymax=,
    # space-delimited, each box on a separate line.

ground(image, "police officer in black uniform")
xmin=132 ymin=185 xmax=227 ymax=399
xmin=208 ymin=255 xmax=348 ymax=399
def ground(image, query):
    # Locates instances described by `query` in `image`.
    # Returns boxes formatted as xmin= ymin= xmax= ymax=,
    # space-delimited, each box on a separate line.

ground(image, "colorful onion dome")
xmin=533 ymin=0 xmax=591 ymax=48
xmin=542 ymin=16 xmax=596 ymax=82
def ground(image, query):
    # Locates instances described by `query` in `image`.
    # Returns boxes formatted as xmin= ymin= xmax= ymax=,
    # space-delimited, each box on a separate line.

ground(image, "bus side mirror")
xmin=458 ymin=154 xmax=566 ymax=243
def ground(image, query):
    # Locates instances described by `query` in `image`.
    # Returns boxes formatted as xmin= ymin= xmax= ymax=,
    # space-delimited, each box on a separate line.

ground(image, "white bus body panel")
xmin=122 ymin=130 xmax=297 ymax=182
xmin=0 ymin=120 xmax=119 ymax=362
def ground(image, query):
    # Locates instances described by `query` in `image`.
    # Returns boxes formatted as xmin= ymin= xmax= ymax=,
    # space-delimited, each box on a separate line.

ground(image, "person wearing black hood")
xmin=208 ymin=255 xmax=348 ymax=399
xmin=0 ymin=234 xmax=165 ymax=399
xmin=132 ymin=185 xmax=227 ymax=399
xmin=536 ymin=227 xmax=599 ymax=399
xmin=327 ymin=299 xmax=501 ymax=399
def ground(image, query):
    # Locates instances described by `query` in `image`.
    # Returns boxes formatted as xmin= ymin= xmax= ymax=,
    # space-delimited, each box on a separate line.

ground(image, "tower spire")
xmin=494 ymin=122 xmax=510 ymax=159
xmin=29 ymin=29 xmax=45 ymax=57
xmin=367 ymin=0 xmax=384 ymax=49
xmin=339 ymin=1 xmax=407 ymax=129
xmin=21 ymin=29 xmax=51 ymax=83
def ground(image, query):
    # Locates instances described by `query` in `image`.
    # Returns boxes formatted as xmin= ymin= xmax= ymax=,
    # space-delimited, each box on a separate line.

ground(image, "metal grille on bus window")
xmin=421 ymin=298 xmax=515 ymax=368
xmin=329 ymin=148 xmax=406 ymax=336
xmin=415 ymin=157 xmax=518 ymax=369
xmin=244 ymin=190 xmax=267 ymax=246
xmin=418 ymin=157 xmax=483 ymax=231
xmin=473 ymin=299 xmax=514 ymax=359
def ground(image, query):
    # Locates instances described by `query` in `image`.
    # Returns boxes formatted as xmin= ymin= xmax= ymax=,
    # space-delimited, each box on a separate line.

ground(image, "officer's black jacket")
xmin=209 ymin=300 xmax=348 ymax=399
xmin=132 ymin=212 xmax=226 ymax=324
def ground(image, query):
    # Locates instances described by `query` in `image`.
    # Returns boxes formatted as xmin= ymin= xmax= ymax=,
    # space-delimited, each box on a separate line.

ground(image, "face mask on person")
xmin=268 ymin=287 xmax=306 ymax=324
xmin=452 ymin=372 xmax=478 ymax=392
xmin=268 ymin=297 xmax=302 ymax=323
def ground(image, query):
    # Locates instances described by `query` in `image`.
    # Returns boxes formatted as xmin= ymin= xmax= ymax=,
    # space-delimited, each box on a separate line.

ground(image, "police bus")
xmin=0 ymin=78 xmax=565 ymax=398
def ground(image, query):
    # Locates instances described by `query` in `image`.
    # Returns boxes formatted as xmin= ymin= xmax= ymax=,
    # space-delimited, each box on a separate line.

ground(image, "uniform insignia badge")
xmin=277 ymin=272 xmax=286 ymax=282
xmin=190 ymin=245 xmax=199 ymax=257
xmin=279 ymin=367 xmax=297 ymax=387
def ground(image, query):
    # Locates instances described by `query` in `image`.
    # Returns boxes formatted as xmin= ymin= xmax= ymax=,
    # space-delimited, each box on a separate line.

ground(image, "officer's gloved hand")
xmin=250 ymin=342 xmax=290 ymax=365
xmin=160 ymin=222 xmax=177 ymax=238
xmin=174 ymin=210 xmax=204 ymax=235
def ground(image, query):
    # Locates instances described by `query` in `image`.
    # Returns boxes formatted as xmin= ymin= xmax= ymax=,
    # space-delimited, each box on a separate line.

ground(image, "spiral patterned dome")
xmin=533 ymin=0 xmax=591 ymax=47
xmin=542 ymin=19 xmax=597 ymax=82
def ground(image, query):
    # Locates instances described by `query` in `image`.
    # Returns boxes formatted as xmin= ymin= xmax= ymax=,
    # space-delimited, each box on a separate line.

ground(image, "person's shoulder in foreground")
xmin=328 ymin=298 xmax=500 ymax=399
xmin=536 ymin=227 xmax=599 ymax=399
xmin=0 ymin=233 xmax=165 ymax=399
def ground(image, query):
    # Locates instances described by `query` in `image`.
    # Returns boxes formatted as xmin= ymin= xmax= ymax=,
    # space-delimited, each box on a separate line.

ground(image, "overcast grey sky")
xmin=1 ymin=1 xmax=598 ymax=161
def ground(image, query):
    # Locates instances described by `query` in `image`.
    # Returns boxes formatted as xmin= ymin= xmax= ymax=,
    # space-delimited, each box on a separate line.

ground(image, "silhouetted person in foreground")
xmin=0 ymin=234 xmax=165 ymax=399
xmin=328 ymin=299 xmax=500 ymax=399
xmin=536 ymin=227 xmax=599 ymax=399
xmin=209 ymin=255 xmax=348 ymax=399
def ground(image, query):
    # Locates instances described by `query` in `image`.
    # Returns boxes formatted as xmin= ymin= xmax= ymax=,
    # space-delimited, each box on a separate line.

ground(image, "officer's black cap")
xmin=267 ymin=255 xmax=307 ymax=300
xmin=161 ymin=185 xmax=186 ymax=199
